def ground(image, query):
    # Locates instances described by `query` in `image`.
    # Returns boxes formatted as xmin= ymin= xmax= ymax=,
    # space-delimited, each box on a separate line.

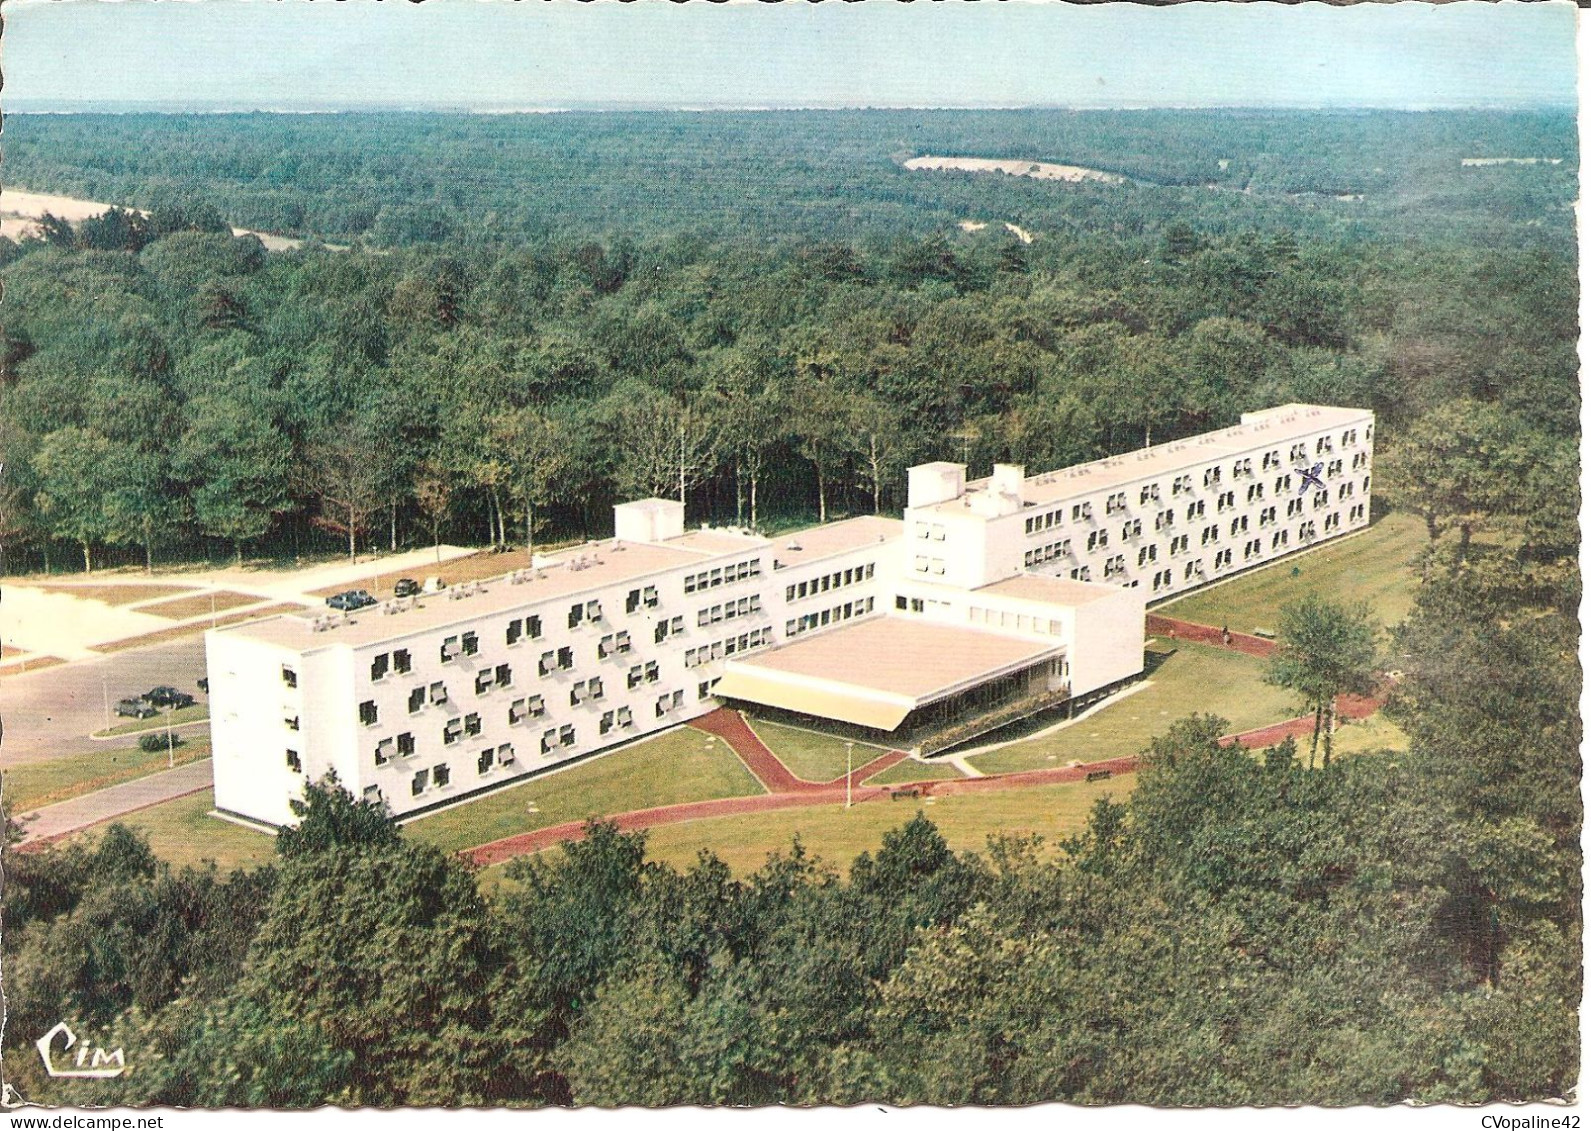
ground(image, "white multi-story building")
xmin=206 ymin=402 xmax=1371 ymax=826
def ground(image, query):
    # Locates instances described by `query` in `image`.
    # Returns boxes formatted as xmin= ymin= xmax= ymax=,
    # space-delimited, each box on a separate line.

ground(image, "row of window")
xmin=684 ymin=558 xmax=762 ymax=594
xmin=684 ymin=627 xmax=774 ymax=668
xmin=567 ymin=599 xmax=604 ymax=630
xmin=655 ymin=615 xmax=686 ymax=643
xmin=916 ymin=523 xmax=947 ymax=541
xmin=913 ymin=556 xmax=945 ymax=576
xmin=624 ymin=585 xmax=660 ymax=614
xmin=627 ymin=660 xmax=661 ymax=689
xmin=785 ymin=562 xmax=876 ymax=602
xmin=1025 ymin=506 xmax=1066 ymax=536
xmin=1021 ymin=433 xmax=1367 ymax=539
xmin=699 ymin=596 xmax=761 ymax=627
xmin=786 ymin=596 xmax=876 ymax=638
xmin=1024 ymin=537 xmax=1072 ymax=567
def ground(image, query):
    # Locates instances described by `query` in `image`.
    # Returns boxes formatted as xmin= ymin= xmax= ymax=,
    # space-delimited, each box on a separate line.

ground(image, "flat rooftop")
xmin=768 ymin=515 xmax=903 ymax=570
xmin=922 ymin=404 xmax=1371 ymax=517
xmin=213 ymin=513 xmax=904 ymax=654
xmin=725 ymin=615 xmax=1059 ymax=703
xmin=978 ymin=573 xmax=1122 ymax=607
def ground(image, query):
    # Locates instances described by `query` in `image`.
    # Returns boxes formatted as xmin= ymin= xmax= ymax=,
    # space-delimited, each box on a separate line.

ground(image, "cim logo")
xmin=34 ymin=1022 xmax=126 ymax=1079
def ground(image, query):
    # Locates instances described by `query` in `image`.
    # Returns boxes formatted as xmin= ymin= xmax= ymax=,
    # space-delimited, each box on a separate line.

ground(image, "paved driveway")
xmin=15 ymin=759 xmax=213 ymax=845
xmin=0 ymin=638 xmax=208 ymax=766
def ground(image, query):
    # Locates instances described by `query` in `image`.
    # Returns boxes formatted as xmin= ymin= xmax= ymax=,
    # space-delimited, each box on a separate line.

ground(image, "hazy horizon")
xmin=3 ymin=0 xmax=1577 ymax=114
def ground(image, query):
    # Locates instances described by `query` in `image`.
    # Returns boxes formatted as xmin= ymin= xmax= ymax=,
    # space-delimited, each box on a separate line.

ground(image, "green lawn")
xmin=1156 ymin=512 xmax=1425 ymax=631
xmin=403 ymin=726 xmax=766 ymax=855
xmin=64 ymin=792 xmax=277 ymax=873
xmin=1324 ymin=713 xmax=1411 ymax=758
xmin=969 ymin=642 xmax=1300 ymax=775
xmin=864 ymin=758 xmax=967 ymax=786
xmin=624 ymin=774 xmax=1134 ymax=876
xmin=746 ymin=717 xmax=891 ymax=784
xmin=4 ymin=740 xmax=212 ymax=813
xmin=92 ymin=703 xmax=208 ymax=738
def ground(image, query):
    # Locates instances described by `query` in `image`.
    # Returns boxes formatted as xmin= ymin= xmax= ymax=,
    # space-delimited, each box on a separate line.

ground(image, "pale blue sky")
xmin=3 ymin=0 xmax=1578 ymax=112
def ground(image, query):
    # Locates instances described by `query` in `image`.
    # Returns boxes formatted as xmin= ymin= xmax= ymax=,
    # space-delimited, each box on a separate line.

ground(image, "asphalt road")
xmin=0 ymin=638 xmax=208 ymax=766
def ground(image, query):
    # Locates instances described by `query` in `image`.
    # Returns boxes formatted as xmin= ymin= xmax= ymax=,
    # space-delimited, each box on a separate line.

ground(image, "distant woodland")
xmin=0 ymin=110 xmax=1576 ymax=573
xmin=0 ymin=109 xmax=1578 ymax=1106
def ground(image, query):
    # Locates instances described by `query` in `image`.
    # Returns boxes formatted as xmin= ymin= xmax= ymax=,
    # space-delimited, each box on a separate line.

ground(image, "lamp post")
xmin=165 ymin=706 xmax=175 ymax=769
xmin=845 ymin=741 xmax=854 ymax=810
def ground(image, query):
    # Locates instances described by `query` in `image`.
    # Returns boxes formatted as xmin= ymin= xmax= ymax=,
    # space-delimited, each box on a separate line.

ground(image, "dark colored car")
xmin=143 ymin=686 xmax=196 ymax=710
xmin=393 ymin=578 xmax=422 ymax=598
xmin=326 ymin=589 xmax=377 ymax=611
xmin=197 ymin=677 xmax=210 ymax=694
xmin=116 ymin=698 xmax=158 ymax=720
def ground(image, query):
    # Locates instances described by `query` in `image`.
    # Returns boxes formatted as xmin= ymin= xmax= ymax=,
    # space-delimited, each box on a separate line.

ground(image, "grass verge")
xmin=1154 ymin=512 xmax=1424 ymax=630
xmin=404 ymin=726 xmax=766 ymax=856
xmin=5 ymin=741 xmax=213 ymax=812
xmin=62 ymin=791 xmax=276 ymax=872
xmin=864 ymin=758 xmax=967 ymax=786
xmin=746 ymin=717 xmax=890 ymax=783
xmin=93 ymin=704 xmax=209 ymax=738
xmin=969 ymin=641 xmax=1299 ymax=775
xmin=518 ymin=773 xmax=1136 ymax=879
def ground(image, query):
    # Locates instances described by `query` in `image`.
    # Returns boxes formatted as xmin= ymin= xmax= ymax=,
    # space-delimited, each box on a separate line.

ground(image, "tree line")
xmin=0 ymin=193 xmax=1575 ymax=575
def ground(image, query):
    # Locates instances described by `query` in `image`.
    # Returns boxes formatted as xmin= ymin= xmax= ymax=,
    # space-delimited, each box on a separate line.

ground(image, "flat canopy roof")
xmin=714 ymin=616 xmax=1059 ymax=732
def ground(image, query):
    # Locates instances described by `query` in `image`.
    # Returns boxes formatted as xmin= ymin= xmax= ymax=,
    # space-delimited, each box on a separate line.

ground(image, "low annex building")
xmin=206 ymin=402 xmax=1373 ymax=826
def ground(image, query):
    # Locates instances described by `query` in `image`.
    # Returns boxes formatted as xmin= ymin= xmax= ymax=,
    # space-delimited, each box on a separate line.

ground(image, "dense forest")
xmin=0 ymin=110 xmax=1577 ymax=573
xmin=0 ymin=108 xmax=1579 ymax=1105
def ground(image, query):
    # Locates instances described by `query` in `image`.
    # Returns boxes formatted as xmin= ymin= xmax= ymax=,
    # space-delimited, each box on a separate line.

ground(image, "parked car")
xmin=393 ymin=578 xmax=422 ymax=598
xmin=142 ymin=686 xmax=196 ymax=710
xmin=326 ymin=589 xmax=378 ymax=611
xmin=116 ymin=698 xmax=158 ymax=720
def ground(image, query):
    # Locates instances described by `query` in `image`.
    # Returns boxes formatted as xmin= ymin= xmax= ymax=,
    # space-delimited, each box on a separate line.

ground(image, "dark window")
xmin=495 ymin=663 xmax=512 ymax=686
xmin=464 ymin=712 xmax=482 ymax=736
xmin=434 ymin=765 xmax=451 ymax=788
xmin=281 ymin=666 xmax=298 ymax=689
xmin=569 ymin=603 xmax=584 ymax=629
xmin=478 ymin=749 xmax=495 ymax=775
xmin=370 ymin=653 xmax=389 ymax=681
xmin=358 ymin=700 xmax=378 ymax=726
xmin=286 ymin=749 xmax=301 ymax=773
xmin=558 ymin=646 xmax=574 ymax=670
xmin=409 ymin=687 xmax=426 ymax=714
xmin=397 ymin=732 xmax=416 ymax=756
xmin=462 ymin=631 xmax=479 ymax=656
xmin=412 ymin=770 xmax=428 ymax=796
xmin=393 ymin=649 xmax=411 ymax=674
xmin=528 ymin=615 xmax=542 ymax=639
xmin=507 ymin=619 xmax=523 ymax=646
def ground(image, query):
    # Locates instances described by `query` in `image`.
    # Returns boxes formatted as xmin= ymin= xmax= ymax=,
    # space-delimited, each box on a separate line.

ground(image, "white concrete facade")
xmin=206 ymin=402 xmax=1371 ymax=826
xmin=903 ymin=403 xmax=1374 ymax=601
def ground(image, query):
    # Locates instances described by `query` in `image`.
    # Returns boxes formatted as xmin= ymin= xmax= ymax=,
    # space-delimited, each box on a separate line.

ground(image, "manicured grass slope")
xmin=1156 ymin=513 xmax=1424 ymax=630
xmin=747 ymin=718 xmax=890 ymax=783
xmin=969 ymin=642 xmax=1299 ymax=775
xmin=403 ymin=727 xmax=765 ymax=855
xmin=5 ymin=740 xmax=211 ymax=812
xmin=67 ymin=792 xmax=277 ymax=872
xmin=864 ymin=758 xmax=967 ymax=786
xmin=629 ymin=775 xmax=1134 ymax=876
